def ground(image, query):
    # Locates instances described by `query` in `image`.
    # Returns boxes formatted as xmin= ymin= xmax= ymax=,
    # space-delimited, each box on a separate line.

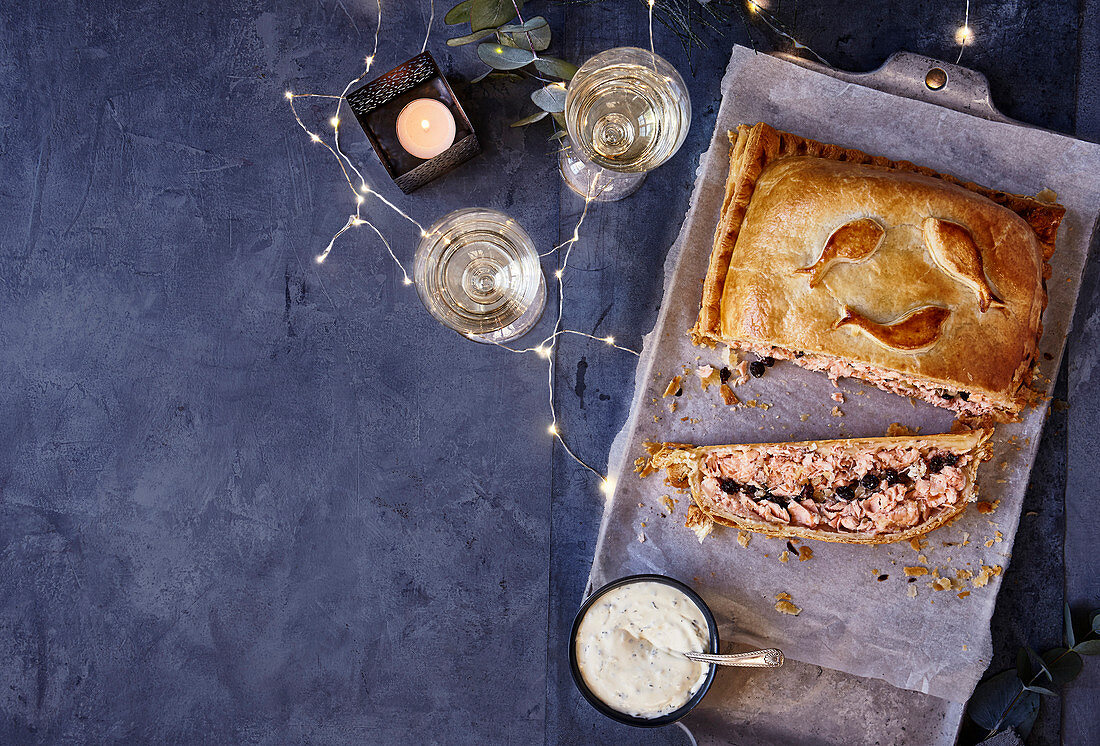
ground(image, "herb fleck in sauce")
xmin=575 ymin=581 xmax=710 ymax=718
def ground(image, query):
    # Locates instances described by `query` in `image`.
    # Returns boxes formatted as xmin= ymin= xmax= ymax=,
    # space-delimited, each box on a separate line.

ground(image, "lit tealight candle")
xmin=396 ymin=98 xmax=456 ymax=160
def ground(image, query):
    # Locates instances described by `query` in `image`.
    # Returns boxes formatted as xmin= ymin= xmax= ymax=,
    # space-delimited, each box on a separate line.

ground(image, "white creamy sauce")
xmin=575 ymin=581 xmax=711 ymax=718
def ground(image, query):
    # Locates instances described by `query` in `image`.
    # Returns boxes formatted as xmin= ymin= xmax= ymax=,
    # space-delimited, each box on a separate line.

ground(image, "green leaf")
xmin=1065 ymin=603 xmax=1076 ymax=648
xmin=1075 ymin=639 xmax=1100 ymax=655
xmin=496 ymin=16 xmax=551 ymax=51
xmin=1018 ymin=696 xmax=1040 ymax=740
xmin=446 ymin=28 xmax=496 ymax=46
xmin=530 ymin=83 xmax=567 ymax=113
xmin=1040 ymin=648 xmax=1083 ymax=685
xmin=550 ymin=111 xmax=567 ymax=130
xmin=476 ymin=42 xmax=536 ymax=70
xmin=498 ymin=16 xmax=548 ymax=34
xmin=548 ymin=129 xmax=568 ymax=141
xmin=469 ymin=0 xmax=521 ymax=32
xmin=967 ymin=670 xmax=1028 ymax=731
xmin=1024 ymin=684 xmax=1057 ymax=696
xmin=1016 ymin=647 xmax=1033 ymax=683
xmin=1023 ymin=646 xmax=1052 ymax=684
xmin=444 ymin=0 xmax=474 ymax=25
xmin=510 ymin=111 xmax=547 ymax=127
xmin=533 ymin=56 xmax=578 ymax=80
xmin=1091 ymin=609 xmax=1100 ymax=633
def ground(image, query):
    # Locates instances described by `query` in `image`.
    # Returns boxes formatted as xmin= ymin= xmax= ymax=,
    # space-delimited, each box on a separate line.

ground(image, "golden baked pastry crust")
xmin=692 ymin=123 xmax=1065 ymax=420
xmin=650 ymin=429 xmax=993 ymax=546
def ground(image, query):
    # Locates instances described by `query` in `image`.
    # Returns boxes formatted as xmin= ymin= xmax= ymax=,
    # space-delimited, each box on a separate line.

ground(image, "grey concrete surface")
xmin=0 ymin=1 xmax=1094 ymax=744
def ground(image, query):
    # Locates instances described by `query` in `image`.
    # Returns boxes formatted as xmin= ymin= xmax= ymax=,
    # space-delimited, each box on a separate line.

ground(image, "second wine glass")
xmin=559 ymin=46 xmax=692 ymax=202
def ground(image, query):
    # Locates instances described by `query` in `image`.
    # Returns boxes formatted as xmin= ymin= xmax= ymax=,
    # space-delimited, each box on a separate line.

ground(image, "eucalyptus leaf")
xmin=1065 ymin=603 xmax=1076 ymax=648
xmin=967 ymin=669 xmax=1028 ymax=731
xmin=469 ymin=0 xmax=522 ymax=32
xmin=470 ymin=68 xmax=494 ymax=84
xmin=447 ymin=28 xmax=497 ymax=46
xmin=1018 ymin=696 xmax=1040 ymax=741
xmin=1092 ymin=609 xmax=1100 ymax=633
xmin=530 ymin=83 xmax=567 ymax=113
xmin=444 ymin=0 xmax=474 ymax=25
xmin=1075 ymin=639 xmax=1100 ymax=655
xmin=510 ymin=111 xmax=548 ymax=127
xmin=551 ymin=111 xmax=567 ymax=130
xmin=497 ymin=16 xmax=551 ymax=51
xmin=498 ymin=16 xmax=548 ymax=33
xmin=548 ymin=130 xmax=568 ymax=141
xmin=477 ymin=42 xmax=536 ymax=70
xmin=1040 ymin=648 xmax=1083 ymax=685
xmin=533 ymin=56 xmax=578 ymax=80
xmin=1025 ymin=646 xmax=1052 ymax=684
xmin=1025 ymin=684 xmax=1057 ymax=696
xmin=1016 ymin=648 xmax=1033 ymax=683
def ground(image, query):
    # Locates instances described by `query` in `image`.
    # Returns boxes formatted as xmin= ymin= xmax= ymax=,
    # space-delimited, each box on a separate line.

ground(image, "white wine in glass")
xmin=560 ymin=47 xmax=691 ymax=201
xmin=414 ymin=208 xmax=546 ymax=344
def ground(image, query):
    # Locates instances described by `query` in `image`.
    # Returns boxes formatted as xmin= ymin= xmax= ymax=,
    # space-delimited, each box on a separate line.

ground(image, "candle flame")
xmin=421 ymin=119 xmax=431 ymax=130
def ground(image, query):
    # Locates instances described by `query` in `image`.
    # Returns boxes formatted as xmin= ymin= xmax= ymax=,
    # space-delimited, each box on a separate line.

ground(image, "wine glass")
xmin=414 ymin=207 xmax=546 ymax=344
xmin=559 ymin=47 xmax=692 ymax=202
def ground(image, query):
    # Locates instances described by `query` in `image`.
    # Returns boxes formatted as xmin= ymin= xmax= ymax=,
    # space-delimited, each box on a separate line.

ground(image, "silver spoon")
xmin=683 ymin=648 xmax=784 ymax=668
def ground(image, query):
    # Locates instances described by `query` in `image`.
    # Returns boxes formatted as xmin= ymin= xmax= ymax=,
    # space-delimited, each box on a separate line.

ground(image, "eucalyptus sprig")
xmin=966 ymin=604 xmax=1100 ymax=740
xmin=445 ymin=0 xmax=577 ymax=134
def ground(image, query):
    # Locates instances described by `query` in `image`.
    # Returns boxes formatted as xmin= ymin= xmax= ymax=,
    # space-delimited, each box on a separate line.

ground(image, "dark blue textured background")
xmin=1 ymin=1 xmax=1096 ymax=743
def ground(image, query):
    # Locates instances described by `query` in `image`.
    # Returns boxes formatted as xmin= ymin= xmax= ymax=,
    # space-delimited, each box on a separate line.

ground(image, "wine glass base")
xmin=462 ymin=271 xmax=547 ymax=345
xmin=558 ymin=142 xmax=646 ymax=202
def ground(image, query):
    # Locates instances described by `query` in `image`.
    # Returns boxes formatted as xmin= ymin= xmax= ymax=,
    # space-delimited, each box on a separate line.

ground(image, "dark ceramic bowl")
xmin=568 ymin=574 xmax=719 ymax=727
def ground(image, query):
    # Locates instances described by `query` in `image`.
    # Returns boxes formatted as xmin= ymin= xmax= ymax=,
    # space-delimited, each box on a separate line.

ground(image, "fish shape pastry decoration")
xmin=922 ymin=217 xmax=1005 ymax=313
xmin=834 ymin=305 xmax=951 ymax=351
xmin=795 ymin=217 xmax=886 ymax=288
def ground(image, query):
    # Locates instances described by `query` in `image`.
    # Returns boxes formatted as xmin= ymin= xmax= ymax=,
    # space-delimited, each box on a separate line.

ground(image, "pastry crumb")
xmin=831 ymin=406 xmax=844 ymax=417
xmin=737 ymin=530 xmax=751 ymax=548
xmin=775 ymin=592 xmax=792 ymax=601
xmin=887 ymin=423 xmax=917 ymax=437
xmin=957 ymin=591 xmax=971 ymax=599
xmin=972 ymin=564 xmax=1003 ymax=588
xmin=662 ymin=375 xmax=683 ymax=398
xmin=798 ymin=545 xmax=813 ymax=562
xmin=909 ymin=536 xmax=926 ymax=552
xmin=668 ymin=399 xmax=679 ymax=413
xmin=975 ymin=500 xmax=998 ymax=514
xmin=719 ymin=384 xmax=739 ymax=406
xmin=684 ymin=504 xmax=714 ymax=543
xmin=779 ymin=550 xmax=790 ymax=563
xmin=907 ymin=585 xmax=918 ymax=599
xmin=637 ymin=531 xmax=646 ymax=543
xmin=800 ymin=413 xmax=810 ymax=422
xmin=831 ymin=392 xmax=845 ymax=403
xmin=696 ymin=364 xmax=720 ymax=391
xmin=904 ymin=566 xmax=929 ymax=577
xmin=775 ymin=599 xmax=801 ymax=616
xmin=734 ymin=360 xmax=750 ymax=386
xmin=661 ymin=495 xmax=676 ymax=515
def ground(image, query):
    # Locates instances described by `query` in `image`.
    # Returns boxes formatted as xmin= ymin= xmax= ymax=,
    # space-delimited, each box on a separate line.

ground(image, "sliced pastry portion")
xmin=649 ymin=429 xmax=993 ymax=545
xmin=692 ymin=122 xmax=1066 ymax=421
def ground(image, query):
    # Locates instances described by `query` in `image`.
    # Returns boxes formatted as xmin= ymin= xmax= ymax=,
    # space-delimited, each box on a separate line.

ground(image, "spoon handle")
xmin=683 ymin=648 xmax=784 ymax=668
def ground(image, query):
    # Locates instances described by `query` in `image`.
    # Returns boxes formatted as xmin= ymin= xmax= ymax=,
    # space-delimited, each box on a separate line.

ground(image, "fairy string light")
xmin=285 ymin=2 xmax=640 ymax=490
xmin=954 ymin=0 xmax=973 ymax=63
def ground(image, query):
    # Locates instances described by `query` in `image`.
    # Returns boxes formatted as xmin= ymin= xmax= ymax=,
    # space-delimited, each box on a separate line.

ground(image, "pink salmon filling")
xmin=698 ymin=443 xmax=971 ymax=536
xmin=733 ymin=342 xmax=1010 ymax=417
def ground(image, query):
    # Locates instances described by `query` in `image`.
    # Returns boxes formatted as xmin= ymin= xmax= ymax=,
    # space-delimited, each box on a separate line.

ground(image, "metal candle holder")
xmin=345 ymin=52 xmax=480 ymax=194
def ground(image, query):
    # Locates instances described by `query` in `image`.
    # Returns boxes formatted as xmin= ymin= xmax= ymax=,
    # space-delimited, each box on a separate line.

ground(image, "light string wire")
xmin=743 ymin=1 xmax=975 ymax=67
xmin=284 ymin=2 xmax=639 ymax=491
xmin=954 ymin=0 xmax=973 ymax=64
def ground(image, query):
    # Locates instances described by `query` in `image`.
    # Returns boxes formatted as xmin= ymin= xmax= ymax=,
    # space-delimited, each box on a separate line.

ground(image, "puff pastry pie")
xmin=650 ymin=429 xmax=993 ymax=545
xmin=692 ymin=123 xmax=1065 ymax=421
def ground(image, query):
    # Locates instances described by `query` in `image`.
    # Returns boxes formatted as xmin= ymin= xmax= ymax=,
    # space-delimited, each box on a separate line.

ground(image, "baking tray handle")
xmin=775 ymin=50 xmax=1015 ymax=125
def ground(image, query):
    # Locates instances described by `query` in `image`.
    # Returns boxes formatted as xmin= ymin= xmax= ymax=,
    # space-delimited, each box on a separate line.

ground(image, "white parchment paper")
xmin=589 ymin=45 xmax=1100 ymax=715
